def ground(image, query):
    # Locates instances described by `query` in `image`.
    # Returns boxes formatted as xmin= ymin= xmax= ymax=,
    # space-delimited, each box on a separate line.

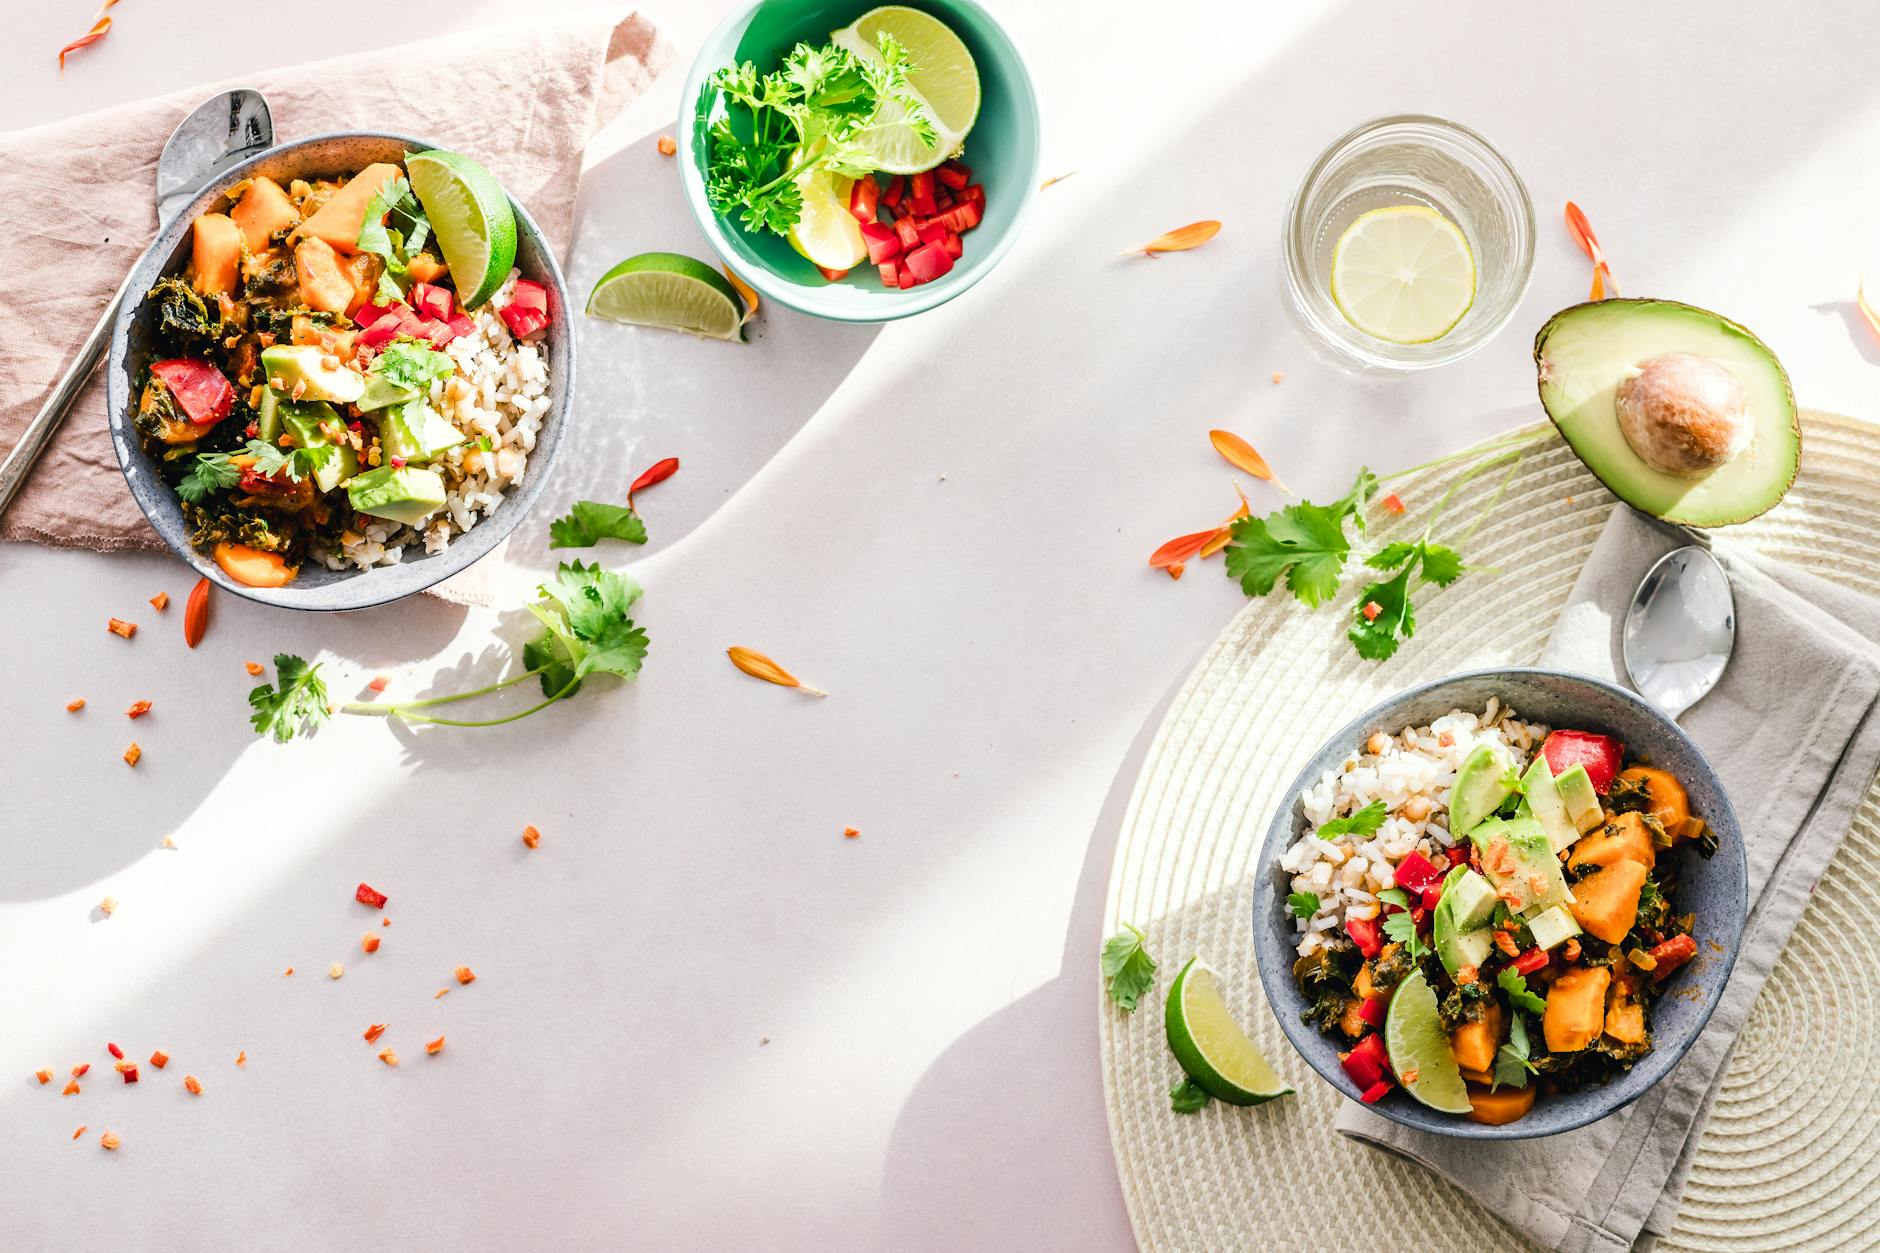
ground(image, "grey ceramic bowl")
xmin=106 ymin=132 xmax=573 ymax=611
xmin=1252 ymin=668 xmax=1747 ymax=1140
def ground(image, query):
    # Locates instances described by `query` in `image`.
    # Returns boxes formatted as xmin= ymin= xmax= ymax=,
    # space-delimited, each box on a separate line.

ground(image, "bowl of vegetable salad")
xmin=1253 ymin=668 xmax=1747 ymax=1139
xmin=105 ymin=132 xmax=573 ymax=610
xmin=679 ymin=0 xmax=1041 ymax=321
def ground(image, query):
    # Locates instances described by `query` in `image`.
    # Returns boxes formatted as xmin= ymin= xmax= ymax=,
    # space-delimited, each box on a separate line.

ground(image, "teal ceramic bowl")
xmin=679 ymin=0 xmax=1041 ymax=321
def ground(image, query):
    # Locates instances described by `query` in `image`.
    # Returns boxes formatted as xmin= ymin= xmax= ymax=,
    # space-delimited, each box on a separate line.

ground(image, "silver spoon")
xmin=0 ymin=89 xmax=273 ymax=516
xmin=1623 ymin=544 xmax=1736 ymax=719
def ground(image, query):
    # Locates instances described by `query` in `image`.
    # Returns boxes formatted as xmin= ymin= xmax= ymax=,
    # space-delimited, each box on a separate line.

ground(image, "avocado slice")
xmin=278 ymin=401 xmax=358 ymax=494
xmin=1525 ymin=904 xmax=1582 ymax=952
xmin=1433 ymin=866 xmax=1497 ymax=976
xmin=1470 ymin=816 xmax=1573 ymax=915
xmin=355 ymin=373 xmax=419 ymax=413
xmin=347 ymin=465 xmax=446 ymax=526
xmin=1535 ymin=298 xmax=1799 ymax=527
xmin=260 ymin=344 xmax=365 ymax=406
xmin=1449 ymin=743 xmax=1513 ymax=837
xmin=1520 ymin=758 xmax=1579 ymax=855
xmin=1553 ymin=763 xmax=1603 ymax=834
xmin=255 ymin=385 xmax=283 ymax=443
xmin=377 ymin=399 xmax=467 ymax=465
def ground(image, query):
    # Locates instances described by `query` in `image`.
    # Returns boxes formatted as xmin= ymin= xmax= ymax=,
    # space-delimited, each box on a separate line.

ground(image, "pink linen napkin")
xmin=0 ymin=9 xmax=671 ymax=576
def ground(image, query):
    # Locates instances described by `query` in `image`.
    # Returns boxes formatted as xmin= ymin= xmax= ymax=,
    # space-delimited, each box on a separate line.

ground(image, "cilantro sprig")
xmin=1287 ymin=891 xmax=1321 ymax=920
xmin=1497 ymin=966 xmax=1548 ymax=1015
xmin=705 ymin=34 xmax=935 ymax=236
xmin=178 ymin=439 xmax=334 ymax=503
xmin=1170 ymin=1078 xmax=1212 ymax=1114
xmin=356 ymin=174 xmax=433 ymax=302
xmin=1381 ymin=908 xmax=1426 ymax=960
xmin=1101 ymin=923 xmax=1157 ymax=1012
xmin=249 ymin=654 xmax=331 ymax=743
xmin=1316 ymin=799 xmax=1386 ymax=840
xmin=1492 ymin=1010 xmax=1539 ymax=1091
xmin=548 ymin=501 xmax=648 ymax=550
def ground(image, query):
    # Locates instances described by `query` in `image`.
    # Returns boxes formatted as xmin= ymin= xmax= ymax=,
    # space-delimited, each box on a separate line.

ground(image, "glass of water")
xmin=1281 ymin=115 xmax=1534 ymax=371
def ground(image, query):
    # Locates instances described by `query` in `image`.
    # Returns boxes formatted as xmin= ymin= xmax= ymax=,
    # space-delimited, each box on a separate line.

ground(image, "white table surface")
xmin=3 ymin=2 xmax=1877 ymax=1249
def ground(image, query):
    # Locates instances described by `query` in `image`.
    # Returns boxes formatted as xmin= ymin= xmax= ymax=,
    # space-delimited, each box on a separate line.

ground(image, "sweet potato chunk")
xmin=1448 ymin=1000 xmax=1504 ymax=1074
xmin=230 ymin=176 xmax=300 ymax=253
xmin=294 ymin=238 xmax=355 ymax=315
xmin=291 ymin=162 xmax=400 ymax=254
xmin=1618 ymin=766 xmax=1689 ymax=834
xmin=1567 ymin=860 xmax=1649 ymax=944
xmin=1543 ymin=964 xmax=1610 ymax=1053
xmin=1569 ymin=811 xmax=1656 ymax=874
xmin=190 ymin=212 xmax=242 ymax=297
xmin=1604 ymin=970 xmax=1646 ymax=1045
xmin=1466 ymin=1082 xmax=1537 ymax=1125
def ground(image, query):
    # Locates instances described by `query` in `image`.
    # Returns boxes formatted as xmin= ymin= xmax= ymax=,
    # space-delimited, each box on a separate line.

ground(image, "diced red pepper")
xmin=356 ymin=312 xmax=404 ymax=350
xmin=908 ymin=170 xmax=936 ymax=216
xmin=1345 ymin=914 xmax=1383 ymax=958
xmin=1648 ymin=933 xmax=1697 ymax=981
xmin=939 ymin=200 xmax=982 ymax=233
xmin=498 ymin=279 xmax=552 ymax=340
xmin=848 ymin=174 xmax=880 ymax=223
xmin=936 ymin=160 xmax=971 ymax=190
xmin=355 ymin=882 xmax=388 ymax=909
xmin=916 ymin=220 xmax=948 ymax=248
xmin=815 ymin=266 xmax=850 ymax=282
xmin=1380 ymin=492 xmax=1406 ymax=514
xmin=1420 ymin=883 xmax=1445 ymax=911
xmin=1393 ymin=850 xmax=1443 ymax=893
xmin=1512 ymin=946 xmax=1550 ymax=976
xmin=1358 ymin=995 xmax=1387 ymax=1029
xmin=903 ymin=242 xmax=953 ymax=284
xmin=149 ymin=359 xmax=234 ymax=427
xmin=446 ymin=312 xmax=475 ymax=340
xmin=879 ymin=175 xmax=905 ymax=209
xmin=942 ymin=230 xmax=963 ymax=259
xmin=1444 ymin=846 xmax=1470 ymax=867
xmin=106 ymin=1043 xmax=123 ymax=1060
xmin=410 ymin=282 xmax=455 ymax=323
xmin=1540 ymin=730 xmax=1625 ymax=793
xmin=860 ymin=221 xmax=902 ymax=265
xmin=1359 ymin=1079 xmax=1393 ymax=1104
xmin=121 ymin=1066 xmax=138 ymax=1084
xmin=1340 ymin=1032 xmax=1390 ymax=1089
xmin=893 ymin=216 xmax=921 ymax=250
xmin=934 ymin=188 xmax=954 ymax=212
xmin=1410 ymin=904 xmax=1430 ymax=931
xmin=962 ymin=183 xmax=986 ymax=210
xmin=896 ymin=268 xmax=917 ymax=290
xmin=357 ymin=302 xmax=397 ymax=328
xmin=877 ymin=261 xmax=899 ymax=288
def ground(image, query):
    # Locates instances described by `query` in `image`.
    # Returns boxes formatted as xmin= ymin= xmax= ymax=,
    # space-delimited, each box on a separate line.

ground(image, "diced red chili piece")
xmin=1359 ymin=1079 xmax=1392 ymax=1104
xmin=1393 ymin=851 xmax=1443 ymax=893
xmin=1410 ymin=904 xmax=1430 ymax=931
xmin=1539 ymin=731 xmax=1625 ymax=794
xmin=848 ymin=174 xmax=880 ymax=223
xmin=908 ymin=171 xmax=937 ymax=216
xmin=1362 ymin=601 xmax=1383 ymax=622
xmin=893 ymin=216 xmax=920 ymax=250
xmin=896 ymin=268 xmax=917 ymax=290
xmin=106 ymin=1043 xmax=123 ymax=1060
xmin=1648 ymin=933 xmax=1698 ymax=981
xmin=860 ymin=221 xmax=902 ymax=265
xmin=1345 ymin=915 xmax=1383 ymax=958
xmin=915 ymin=220 xmax=947 ymax=248
xmin=1340 ymin=1032 xmax=1389 ymax=1089
xmin=1420 ymin=883 xmax=1445 ymax=911
xmin=879 ymin=175 xmax=904 ymax=208
xmin=1381 ymin=492 xmax=1406 ymax=514
xmin=410 ymin=282 xmax=455 ymax=323
xmin=1512 ymin=946 xmax=1550 ymax=976
xmin=962 ymin=183 xmax=985 ymax=210
xmin=877 ymin=261 xmax=899 ymax=288
xmin=942 ymin=231 xmax=963 ymax=260
xmin=149 ymin=359 xmax=235 ymax=427
xmin=934 ymin=188 xmax=954 ymax=212
xmin=940 ymin=201 xmax=982 ymax=234
xmin=121 ymin=1066 xmax=138 ymax=1084
xmin=498 ymin=280 xmax=552 ymax=339
xmin=903 ymin=242 xmax=953 ymax=284
xmin=936 ymin=160 xmax=970 ymax=190
xmin=1444 ymin=846 xmax=1470 ymax=867
xmin=355 ymin=882 xmax=388 ymax=909
xmin=1358 ymin=996 xmax=1387 ymax=1029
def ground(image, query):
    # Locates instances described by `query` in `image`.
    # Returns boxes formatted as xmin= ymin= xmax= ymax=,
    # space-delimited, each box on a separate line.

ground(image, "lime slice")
xmin=831 ymin=5 xmax=980 ymax=174
xmin=784 ymin=162 xmax=867 ymax=271
xmin=1164 ymin=957 xmax=1294 ymax=1105
xmin=586 ymin=253 xmax=746 ymax=341
xmin=405 ymin=150 xmax=519 ymax=311
xmin=1330 ymin=205 xmax=1476 ymax=344
xmin=1383 ymin=968 xmax=1472 ymax=1113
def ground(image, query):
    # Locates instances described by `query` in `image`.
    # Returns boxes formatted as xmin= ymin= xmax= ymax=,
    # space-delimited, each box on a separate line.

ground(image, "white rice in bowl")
xmin=314 ymin=269 xmax=552 ymax=571
xmin=1278 ymin=698 xmax=1551 ymax=957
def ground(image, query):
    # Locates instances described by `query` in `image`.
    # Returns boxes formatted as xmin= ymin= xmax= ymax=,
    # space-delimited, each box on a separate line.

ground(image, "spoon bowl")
xmin=1624 ymin=544 xmax=1736 ymax=719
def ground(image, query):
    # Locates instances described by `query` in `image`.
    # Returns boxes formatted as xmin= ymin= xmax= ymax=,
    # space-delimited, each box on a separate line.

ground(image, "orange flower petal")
xmin=726 ymin=647 xmax=826 ymax=697
xmin=1564 ymin=202 xmax=1618 ymax=300
xmin=1197 ymin=526 xmax=1236 ymax=559
xmin=1149 ymin=529 xmax=1217 ymax=569
xmin=722 ymin=268 xmax=760 ymax=326
xmin=1209 ymin=429 xmax=1289 ymax=493
xmin=1857 ymin=278 xmax=1880 ymax=345
xmin=1122 ymin=220 xmax=1221 ymax=257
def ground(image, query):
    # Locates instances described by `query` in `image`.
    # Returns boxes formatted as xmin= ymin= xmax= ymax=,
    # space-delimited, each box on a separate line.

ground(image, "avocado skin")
xmin=1532 ymin=297 xmax=1800 ymax=527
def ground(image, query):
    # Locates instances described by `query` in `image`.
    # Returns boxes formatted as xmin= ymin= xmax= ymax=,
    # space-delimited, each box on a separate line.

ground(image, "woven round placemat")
xmin=1100 ymin=411 xmax=1880 ymax=1253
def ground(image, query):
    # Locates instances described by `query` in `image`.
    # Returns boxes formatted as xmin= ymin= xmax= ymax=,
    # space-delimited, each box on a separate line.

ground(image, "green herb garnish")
xmin=1316 ymin=799 xmax=1387 ymax=839
xmin=248 ymin=654 xmax=331 ymax=743
xmin=1492 ymin=1010 xmax=1538 ymax=1091
xmin=1497 ymin=966 xmax=1548 ymax=1015
xmin=1170 ymin=1078 xmax=1213 ymax=1113
xmin=1287 ymin=891 xmax=1321 ymax=920
xmin=1101 ymin=923 xmax=1157 ymax=1012
xmin=548 ymin=501 xmax=648 ymax=550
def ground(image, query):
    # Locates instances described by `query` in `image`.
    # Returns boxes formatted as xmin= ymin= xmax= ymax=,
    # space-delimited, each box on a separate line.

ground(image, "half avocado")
xmin=1535 ymin=298 xmax=1799 ymax=527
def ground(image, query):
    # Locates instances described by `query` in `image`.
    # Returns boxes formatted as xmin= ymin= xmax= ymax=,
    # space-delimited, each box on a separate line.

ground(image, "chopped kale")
xmin=147 ymin=277 xmax=222 ymax=355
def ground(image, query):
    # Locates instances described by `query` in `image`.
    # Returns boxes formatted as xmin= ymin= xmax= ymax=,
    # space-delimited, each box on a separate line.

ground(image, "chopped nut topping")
xmin=329 ymin=963 xmax=344 ymax=979
xmin=657 ymin=134 xmax=677 ymax=156
xmin=245 ymin=661 xmax=265 ymax=676
xmin=376 ymin=1048 xmax=398 ymax=1067
xmin=99 ymin=896 xmax=119 ymax=916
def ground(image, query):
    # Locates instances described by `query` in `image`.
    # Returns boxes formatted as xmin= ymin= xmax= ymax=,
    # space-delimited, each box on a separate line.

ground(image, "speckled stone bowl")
xmin=106 ymin=132 xmax=573 ymax=611
xmin=1252 ymin=667 xmax=1747 ymax=1139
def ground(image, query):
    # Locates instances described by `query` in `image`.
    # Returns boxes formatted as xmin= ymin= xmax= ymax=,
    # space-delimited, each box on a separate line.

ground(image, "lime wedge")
xmin=784 ymin=162 xmax=867 ymax=271
xmin=587 ymin=253 xmax=746 ymax=341
xmin=831 ymin=5 xmax=980 ymax=174
xmin=1330 ymin=205 xmax=1476 ymax=344
xmin=1383 ymin=968 xmax=1472 ymax=1113
xmin=405 ymin=150 xmax=519 ymax=310
xmin=1164 ymin=957 xmax=1294 ymax=1105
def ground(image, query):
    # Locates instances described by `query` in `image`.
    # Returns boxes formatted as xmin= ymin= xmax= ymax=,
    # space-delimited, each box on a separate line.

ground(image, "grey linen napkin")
xmin=1334 ymin=506 xmax=1880 ymax=1252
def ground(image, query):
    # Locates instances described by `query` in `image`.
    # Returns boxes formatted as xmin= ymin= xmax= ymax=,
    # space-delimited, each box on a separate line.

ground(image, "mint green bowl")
xmin=679 ymin=0 xmax=1041 ymax=322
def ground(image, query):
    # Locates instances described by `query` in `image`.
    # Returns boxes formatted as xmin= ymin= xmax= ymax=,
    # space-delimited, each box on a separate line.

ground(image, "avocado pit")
xmin=1614 ymin=352 xmax=1750 ymax=476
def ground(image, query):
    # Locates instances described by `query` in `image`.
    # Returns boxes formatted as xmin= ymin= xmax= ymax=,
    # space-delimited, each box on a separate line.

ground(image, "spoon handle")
xmin=0 ymin=266 xmax=140 ymax=517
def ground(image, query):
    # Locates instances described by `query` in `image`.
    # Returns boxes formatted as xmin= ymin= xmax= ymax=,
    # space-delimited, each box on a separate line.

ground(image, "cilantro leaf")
xmin=1224 ymin=504 xmax=1349 ymax=607
xmin=1100 ymin=923 xmax=1157 ymax=1012
xmin=548 ymin=501 xmax=648 ymax=550
xmin=1381 ymin=909 xmax=1425 ymax=959
xmin=371 ymin=341 xmax=456 ymax=392
xmin=1365 ymin=541 xmax=1419 ymax=571
xmin=1376 ymin=887 xmax=1412 ymax=910
xmin=356 ymin=174 xmax=432 ymax=299
xmin=1316 ymin=799 xmax=1387 ymax=839
xmin=248 ymin=654 xmax=331 ymax=743
xmin=523 ymin=561 xmax=648 ymax=697
xmin=1418 ymin=542 xmax=1464 ymax=586
xmin=1348 ymin=564 xmax=1416 ymax=662
xmin=1497 ymin=966 xmax=1548 ymax=1015
xmin=1170 ymin=1078 xmax=1213 ymax=1114
xmin=1287 ymin=891 xmax=1321 ymax=920
xmin=176 ymin=452 xmax=241 ymax=503
xmin=1492 ymin=1010 xmax=1538 ymax=1091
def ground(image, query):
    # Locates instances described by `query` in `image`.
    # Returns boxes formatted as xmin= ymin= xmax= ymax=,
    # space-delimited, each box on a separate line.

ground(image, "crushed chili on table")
xmin=107 ymin=618 xmax=137 ymax=639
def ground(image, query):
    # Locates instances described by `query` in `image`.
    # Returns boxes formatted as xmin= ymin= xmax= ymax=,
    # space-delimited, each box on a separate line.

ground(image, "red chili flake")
xmin=1167 ymin=563 xmax=1185 ymax=580
xmin=283 ymin=967 xmax=294 ymax=977
xmin=627 ymin=456 xmax=680 ymax=509
xmin=126 ymin=700 xmax=152 ymax=719
xmin=71 ymin=1064 xmax=90 ymax=1078
xmin=454 ymin=966 xmax=476 ymax=986
xmin=355 ymin=883 xmax=388 ymax=909
xmin=148 ymin=1050 xmax=168 ymax=1070
xmin=107 ymin=618 xmax=137 ymax=639
xmin=367 ymin=675 xmax=389 ymax=693
xmin=348 ymin=420 xmax=364 ymax=432
xmin=149 ymin=592 xmax=169 ymax=611
xmin=120 ymin=1066 xmax=138 ymax=1084
xmin=377 ymin=1048 xmax=399 ymax=1067
xmin=183 ymin=1075 xmax=202 ymax=1095
xmin=361 ymin=933 xmax=380 ymax=954
xmin=381 ymin=917 xmax=390 ymax=927
xmin=122 ymin=743 xmax=141 ymax=767
xmin=72 ymin=1125 xmax=87 ymax=1140
xmin=521 ymin=824 xmax=541 ymax=849
xmin=843 ymin=827 xmax=860 ymax=839
xmin=424 ymin=1036 xmax=445 ymax=1055
xmin=62 ymin=1080 xmax=80 ymax=1095
xmin=106 ymin=1043 xmax=123 ymax=1060
xmin=245 ymin=661 xmax=265 ymax=676
xmin=99 ymin=1131 xmax=121 ymax=1151
xmin=1380 ymin=492 xmax=1406 ymax=514
xmin=235 ymin=1051 xmax=246 ymax=1067
xmin=34 ymin=1069 xmax=51 ymax=1085
xmin=656 ymin=135 xmax=677 ymax=157
xmin=363 ymin=1023 xmax=387 ymax=1044
xmin=65 ymin=698 xmax=85 ymax=712
xmin=245 ymin=422 xmax=259 ymax=438
xmin=1362 ymin=601 xmax=1383 ymax=622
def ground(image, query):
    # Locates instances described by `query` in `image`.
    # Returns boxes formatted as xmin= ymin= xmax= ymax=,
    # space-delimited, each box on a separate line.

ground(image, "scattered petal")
xmin=726 ymin=647 xmax=826 ymax=697
xmin=1858 ymin=277 xmax=1880 ymax=345
xmin=73 ymin=1125 xmax=87 ymax=1140
xmin=1209 ymin=429 xmax=1289 ymax=492
xmin=1148 ymin=529 xmax=1217 ymax=570
xmin=843 ymin=827 xmax=860 ymax=839
xmin=1564 ymin=202 xmax=1618 ymax=300
xmin=1121 ymin=220 xmax=1221 ymax=258
xmin=57 ymin=1 xmax=117 ymax=72
xmin=628 ymin=457 xmax=681 ymax=509
xmin=1039 ymin=170 xmax=1078 ymax=190
xmin=235 ymin=1051 xmax=246 ymax=1067
xmin=722 ymin=269 xmax=760 ymax=325
xmin=435 ymin=988 xmax=450 ymax=999
xmin=376 ymin=1048 xmax=398 ymax=1067
xmin=183 ymin=1075 xmax=202 ymax=1095
xmin=282 ymin=967 xmax=293 ymax=976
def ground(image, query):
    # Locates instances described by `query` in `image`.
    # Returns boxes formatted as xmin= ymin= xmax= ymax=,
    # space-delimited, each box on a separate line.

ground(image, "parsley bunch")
xmin=705 ymin=34 xmax=933 ymax=235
